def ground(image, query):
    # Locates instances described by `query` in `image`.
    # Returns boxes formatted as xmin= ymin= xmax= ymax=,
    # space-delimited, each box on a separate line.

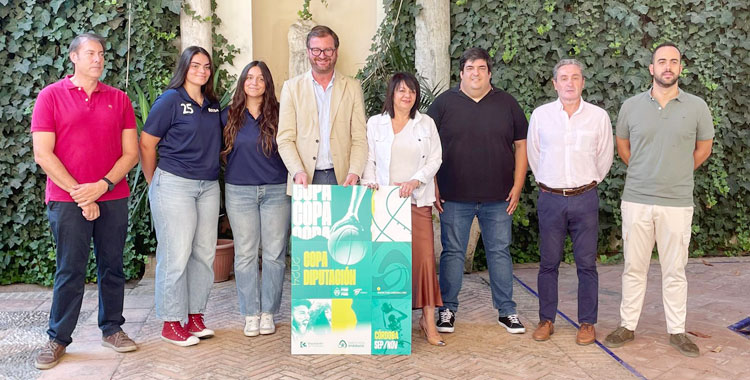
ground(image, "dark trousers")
xmin=312 ymin=169 xmax=337 ymax=185
xmin=47 ymin=198 xmax=129 ymax=346
xmin=537 ymin=189 xmax=599 ymax=324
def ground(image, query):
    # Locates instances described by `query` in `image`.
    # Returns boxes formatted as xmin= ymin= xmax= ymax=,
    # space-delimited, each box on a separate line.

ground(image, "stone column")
xmin=415 ymin=1 xmax=465 ymax=271
xmin=180 ymin=0 xmax=213 ymax=55
xmin=415 ymin=0 xmax=450 ymax=93
xmin=215 ymin=0 xmax=253 ymax=78
xmin=288 ymin=19 xmax=317 ymax=78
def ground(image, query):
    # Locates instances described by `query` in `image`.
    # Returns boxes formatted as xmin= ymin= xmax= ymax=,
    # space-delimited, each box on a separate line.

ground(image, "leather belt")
xmin=538 ymin=181 xmax=597 ymax=197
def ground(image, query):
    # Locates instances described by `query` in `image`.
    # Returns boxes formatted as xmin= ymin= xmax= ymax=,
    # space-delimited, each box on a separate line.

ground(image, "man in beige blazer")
xmin=277 ymin=25 xmax=367 ymax=194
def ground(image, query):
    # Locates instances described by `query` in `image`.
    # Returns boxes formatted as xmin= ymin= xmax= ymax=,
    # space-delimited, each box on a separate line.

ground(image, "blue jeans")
xmin=47 ymin=198 xmax=129 ymax=346
xmin=439 ymin=200 xmax=516 ymax=316
xmin=537 ymin=189 xmax=599 ymax=324
xmin=225 ymin=183 xmax=290 ymax=316
xmin=149 ymin=168 xmax=220 ymax=321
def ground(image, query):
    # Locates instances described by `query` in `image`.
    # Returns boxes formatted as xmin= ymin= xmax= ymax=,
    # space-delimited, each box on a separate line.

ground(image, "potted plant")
xmin=214 ymin=212 xmax=234 ymax=282
xmin=213 ymin=87 xmax=237 ymax=282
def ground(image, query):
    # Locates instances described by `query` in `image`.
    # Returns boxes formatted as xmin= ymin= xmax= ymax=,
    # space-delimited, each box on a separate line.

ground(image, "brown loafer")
xmin=532 ymin=320 xmax=554 ymax=341
xmin=576 ymin=323 xmax=596 ymax=345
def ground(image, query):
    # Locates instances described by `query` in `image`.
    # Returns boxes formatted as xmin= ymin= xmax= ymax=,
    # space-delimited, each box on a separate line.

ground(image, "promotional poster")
xmin=290 ymin=185 xmax=412 ymax=355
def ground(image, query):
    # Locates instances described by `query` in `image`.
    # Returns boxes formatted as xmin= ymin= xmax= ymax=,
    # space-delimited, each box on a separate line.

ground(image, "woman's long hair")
xmin=221 ymin=61 xmax=279 ymax=162
xmin=166 ymin=46 xmax=218 ymax=104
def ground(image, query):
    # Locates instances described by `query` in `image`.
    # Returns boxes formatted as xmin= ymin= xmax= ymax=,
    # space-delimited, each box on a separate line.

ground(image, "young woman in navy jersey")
xmin=140 ymin=46 xmax=222 ymax=347
xmin=221 ymin=61 xmax=290 ymax=337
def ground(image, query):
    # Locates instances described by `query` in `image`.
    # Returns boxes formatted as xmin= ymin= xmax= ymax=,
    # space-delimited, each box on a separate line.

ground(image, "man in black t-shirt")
xmin=427 ymin=47 xmax=528 ymax=335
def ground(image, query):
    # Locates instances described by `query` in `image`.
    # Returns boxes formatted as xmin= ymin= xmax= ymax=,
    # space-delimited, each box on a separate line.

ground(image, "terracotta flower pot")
xmin=214 ymin=239 xmax=235 ymax=283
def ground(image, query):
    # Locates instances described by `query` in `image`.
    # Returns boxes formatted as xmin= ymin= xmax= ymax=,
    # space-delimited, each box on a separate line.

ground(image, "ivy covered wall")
xmin=0 ymin=0 xmax=181 ymax=285
xmin=361 ymin=0 xmax=750 ymax=263
xmin=2 ymin=0 xmax=748 ymax=285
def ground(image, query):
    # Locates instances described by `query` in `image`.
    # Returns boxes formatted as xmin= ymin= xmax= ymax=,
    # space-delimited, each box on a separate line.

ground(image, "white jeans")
xmin=619 ymin=200 xmax=694 ymax=334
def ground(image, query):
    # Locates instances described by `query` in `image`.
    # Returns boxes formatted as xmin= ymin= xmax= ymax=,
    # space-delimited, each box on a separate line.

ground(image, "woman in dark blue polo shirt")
xmin=221 ymin=61 xmax=289 ymax=337
xmin=139 ymin=46 xmax=222 ymax=347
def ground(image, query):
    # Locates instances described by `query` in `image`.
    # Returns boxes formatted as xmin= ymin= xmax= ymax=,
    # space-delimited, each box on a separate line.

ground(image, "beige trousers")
xmin=619 ymin=200 xmax=694 ymax=334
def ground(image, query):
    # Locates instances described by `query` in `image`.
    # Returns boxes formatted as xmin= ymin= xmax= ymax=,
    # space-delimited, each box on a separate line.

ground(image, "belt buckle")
xmin=562 ymin=188 xmax=570 ymax=196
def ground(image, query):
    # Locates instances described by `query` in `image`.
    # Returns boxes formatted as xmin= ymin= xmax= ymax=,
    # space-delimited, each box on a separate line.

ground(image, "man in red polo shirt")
xmin=31 ymin=33 xmax=140 ymax=369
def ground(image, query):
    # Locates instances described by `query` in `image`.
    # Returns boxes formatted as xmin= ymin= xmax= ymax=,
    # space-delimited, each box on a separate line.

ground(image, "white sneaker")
xmin=244 ymin=315 xmax=260 ymax=337
xmin=259 ymin=313 xmax=276 ymax=335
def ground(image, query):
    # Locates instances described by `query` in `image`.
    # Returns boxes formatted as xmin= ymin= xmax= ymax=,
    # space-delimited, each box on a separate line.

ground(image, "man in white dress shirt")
xmin=526 ymin=59 xmax=613 ymax=345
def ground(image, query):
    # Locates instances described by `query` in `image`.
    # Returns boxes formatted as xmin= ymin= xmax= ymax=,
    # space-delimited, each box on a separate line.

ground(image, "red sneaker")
xmin=186 ymin=314 xmax=215 ymax=338
xmin=161 ymin=321 xmax=199 ymax=347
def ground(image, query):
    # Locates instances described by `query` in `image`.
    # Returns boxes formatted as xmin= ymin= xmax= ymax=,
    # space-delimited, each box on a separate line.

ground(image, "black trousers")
xmin=46 ymin=198 xmax=129 ymax=346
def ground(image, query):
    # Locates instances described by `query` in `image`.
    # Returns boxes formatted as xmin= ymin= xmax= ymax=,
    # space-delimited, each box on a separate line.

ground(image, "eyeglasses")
xmin=308 ymin=48 xmax=336 ymax=57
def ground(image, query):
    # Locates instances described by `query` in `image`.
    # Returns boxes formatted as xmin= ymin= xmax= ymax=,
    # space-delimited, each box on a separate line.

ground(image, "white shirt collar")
xmin=555 ymin=97 xmax=585 ymax=116
xmin=309 ymin=70 xmax=336 ymax=89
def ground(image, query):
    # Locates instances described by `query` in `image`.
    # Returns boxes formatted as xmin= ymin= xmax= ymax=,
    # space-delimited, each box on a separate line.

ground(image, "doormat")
xmin=728 ymin=317 xmax=750 ymax=339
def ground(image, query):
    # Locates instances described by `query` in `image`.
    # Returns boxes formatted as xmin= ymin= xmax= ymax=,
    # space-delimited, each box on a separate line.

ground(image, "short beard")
xmin=309 ymin=57 xmax=335 ymax=75
xmin=653 ymin=73 xmax=678 ymax=88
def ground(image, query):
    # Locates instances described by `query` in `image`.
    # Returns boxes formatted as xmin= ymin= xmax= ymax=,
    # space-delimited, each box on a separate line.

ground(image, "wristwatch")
xmin=102 ymin=177 xmax=115 ymax=192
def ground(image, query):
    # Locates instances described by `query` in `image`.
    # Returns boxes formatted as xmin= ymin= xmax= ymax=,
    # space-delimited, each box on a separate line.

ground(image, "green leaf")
xmin=6 ymin=39 xmax=18 ymax=53
xmin=37 ymin=9 xmax=51 ymax=26
xmin=718 ymin=10 xmax=734 ymax=25
xmin=107 ymin=17 xmax=124 ymax=30
xmin=51 ymin=0 xmax=65 ymax=13
xmin=690 ymin=12 xmax=708 ymax=24
xmin=17 ymin=19 xmax=32 ymax=32
xmin=90 ymin=13 xmax=108 ymax=26
xmin=633 ymin=4 xmax=649 ymax=14
xmin=164 ymin=0 xmax=181 ymax=14
xmin=37 ymin=55 xmax=53 ymax=67
xmin=14 ymin=59 xmax=31 ymax=74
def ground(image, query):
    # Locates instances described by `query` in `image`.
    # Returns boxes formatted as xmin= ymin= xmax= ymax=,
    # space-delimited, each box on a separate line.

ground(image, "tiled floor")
xmin=513 ymin=256 xmax=750 ymax=380
xmin=1 ymin=256 xmax=748 ymax=379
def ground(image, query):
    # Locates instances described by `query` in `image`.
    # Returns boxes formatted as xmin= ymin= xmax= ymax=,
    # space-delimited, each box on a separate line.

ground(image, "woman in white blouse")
xmin=362 ymin=72 xmax=444 ymax=346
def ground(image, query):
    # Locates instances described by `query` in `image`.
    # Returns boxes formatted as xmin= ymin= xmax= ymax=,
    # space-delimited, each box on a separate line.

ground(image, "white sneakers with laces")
xmin=244 ymin=315 xmax=260 ymax=337
xmin=259 ymin=313 xmax=276 ymax=335
xmin=244 ymin=313 xmax=276 ymax=336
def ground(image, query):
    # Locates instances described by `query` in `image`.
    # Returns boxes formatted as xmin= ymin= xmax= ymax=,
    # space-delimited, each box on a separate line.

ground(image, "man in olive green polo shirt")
xmin=604 ymin=42 xmax=714 ymax=357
